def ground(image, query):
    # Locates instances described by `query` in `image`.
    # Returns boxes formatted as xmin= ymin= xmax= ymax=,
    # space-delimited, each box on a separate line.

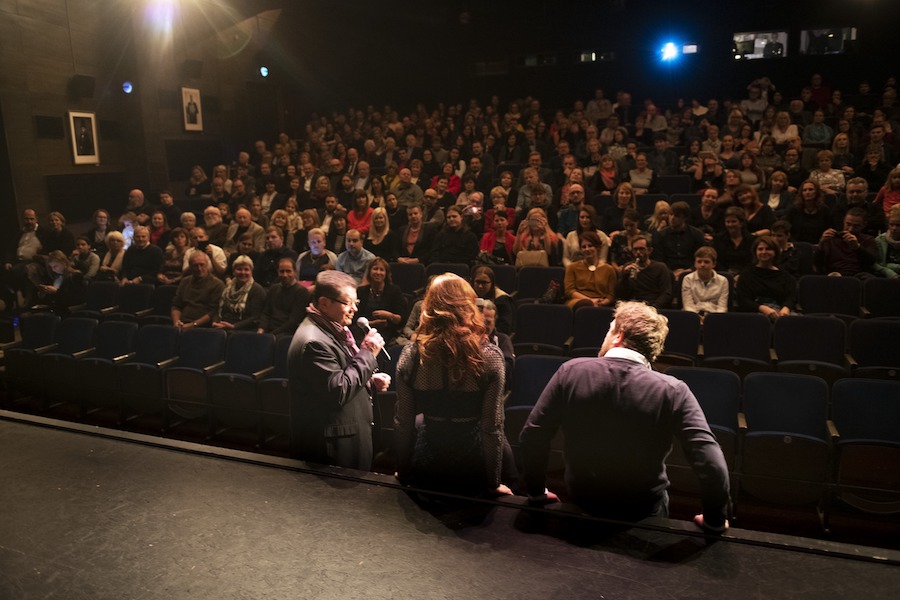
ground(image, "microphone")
xmin=356 ymin=317 xmax=391 ymax=360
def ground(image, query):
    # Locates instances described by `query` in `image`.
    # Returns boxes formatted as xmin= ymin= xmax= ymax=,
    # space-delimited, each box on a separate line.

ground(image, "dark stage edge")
xmin=1 ymin=412 xmax=898 ymax=600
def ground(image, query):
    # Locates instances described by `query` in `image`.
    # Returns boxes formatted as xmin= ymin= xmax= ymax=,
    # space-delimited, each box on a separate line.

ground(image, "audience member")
xmin=563 ymin=231 xmax=617 ymax=310
xmin=735 ymin=236 xmax=796 ymax=319
xmin=786 ymin=180 xmax=833 ymax=244
xmin=171 ymin=251 xmax=225 ymax=330
xmin=653 ymin=201 xmax=707 ymax=278
xmin=615 ymin=233 xmax=673 ymax=308
xmin=211 ymin=255 xmax=266 ymax=330
xmin=816 ymin=207 xmax=878 ymax=277
xmin=33 ymin=250 xmax=86 ymax=316
xmin=680 ymin=246 xmax=729 ymax=319
xmin=874 ymin=205 xmax=900 ymax=278
xmin=431 ymin=205 xmax=479 ymax=266
xmin=296 ymin=228 xmax=337 ymax=285
xmin=470 ymin=265 xmax=514 ymax=335
xmin=258 ymin=258 xmax=310 ymax=336
xmin=335 ymin=228 xmax=375 ymax=283
xmin=120 ymin=225 xmax=163 ymax=285
xmin=355 ymin=258 xmax=405 ymax=345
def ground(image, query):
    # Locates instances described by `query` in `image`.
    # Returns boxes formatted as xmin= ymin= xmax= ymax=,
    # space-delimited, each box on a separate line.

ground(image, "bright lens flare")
xmin=661 ymin=42 xmax=679 ymax=61
xmin=143 ymin=0 xmax=178 ymax=34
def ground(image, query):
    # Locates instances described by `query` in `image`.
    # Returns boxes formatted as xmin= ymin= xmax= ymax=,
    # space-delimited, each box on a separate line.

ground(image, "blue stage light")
xmin=122 ymin=81 xmax=134 ymax=94
xmin=259 ymin=66 xmax=269 ymax=78
xmin=661 ymin=42 xmax=679 ymax=62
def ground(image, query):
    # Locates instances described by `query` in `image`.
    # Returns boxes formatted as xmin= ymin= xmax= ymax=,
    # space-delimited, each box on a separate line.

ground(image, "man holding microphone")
xmin=289 ymin=270 xmax=390 ymax=470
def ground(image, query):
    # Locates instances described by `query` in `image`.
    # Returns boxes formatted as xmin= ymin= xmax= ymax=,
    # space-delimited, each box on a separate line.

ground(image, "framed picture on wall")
xmin=182 ymin=87 xmax=203 ymax=131
xmin=68 ymin=110 xmax=99 ymax=165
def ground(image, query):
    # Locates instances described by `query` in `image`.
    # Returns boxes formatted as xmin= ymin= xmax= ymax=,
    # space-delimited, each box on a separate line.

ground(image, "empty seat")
xmin=1 ymin=313 xmax=61 ymax=399
xmin=164 ymin=328 xmax=227 ymax=431
xmin=666 ymin=367 xmax=742 ymax=494
xmin=514 ymin=266 xmax=565 ymax=304
xmin=104 ymin=283 xmax=155 ymax=322
xmin=701 ymin=312 xmax=772 ymax=378
xmin=143 ymin=284 xmax=178 ymax=325
xmin=570 ymin=306 xmax=614 ymax=357
xmin=79 ymin=320 xmax=140 ymax=418
xmin=512 ymin=303 xmax=573 ymax=356
xmin=208 ymin=331 xmax=277 ymax=440
xmin=831 ymin=378 xmax=900 ymax=515
xmin=863 ymin=278 xmax=900 ymax=318
xmin=504 ymin=355 xmax=568 ymax=460
xmin=739 ymin=373 xmax=833 ymax=524
xmin=849 ymin=319 xmax=900 ymax=380
xmin=388 ymin=262 xmax=426 ymax=295
xmin=71 ymin=280 xmax=119 ymax=319
xmin=39 ymin=317 xmax=99 ymax=409
xmin=658 ymin=309 xmax=701 ymax=367
xmin=798 ymin=275 xmax=862 ymax=322
xmin=773 ymin=315 xmax=849 ymax=386
xmin=118 ymin=325 xmax=181 ymax=424
xmin=424 ymin=262 xmax=470 ymax=280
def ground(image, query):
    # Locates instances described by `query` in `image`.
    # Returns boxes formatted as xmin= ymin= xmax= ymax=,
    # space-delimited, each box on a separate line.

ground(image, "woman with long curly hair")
xmin=394 ymin=273 xmax=511 ymax=496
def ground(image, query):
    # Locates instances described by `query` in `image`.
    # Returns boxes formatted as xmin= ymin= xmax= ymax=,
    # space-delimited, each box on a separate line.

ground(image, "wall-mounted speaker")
xmin=33 ymin=115 xmax=66 ymax=139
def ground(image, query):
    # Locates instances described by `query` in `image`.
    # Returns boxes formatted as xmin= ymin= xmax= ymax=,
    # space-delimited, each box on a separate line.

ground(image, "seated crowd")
xmin=4 ymin=72 xmax=900 ymax=334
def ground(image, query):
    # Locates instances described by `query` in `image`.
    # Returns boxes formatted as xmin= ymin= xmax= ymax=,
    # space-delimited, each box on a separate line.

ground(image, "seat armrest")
xmin=203 ymin=361 xmax=226 ymax=374
xmin=135 ymin=308 xmax=154 ymax=318
xmin=737 ymin=412 xmax=747 ymax=431
xmin=252 ymin=366 xmax=275 ymax=380
xmin=112 ymin=352 xmax=137 ymax=364
xmin=0 ymin=340 xmax=22 ymax=353
xmin=99 ymin=304 xmax=120 ymax=315
xmin=826 ymin=420 xmax=840 ymax=442
xmin=563 ymin=335 xmax=574 ymax=353
xmin=72 ymin=347 xmax=97 ymax=360
xmin=157 ymin=356 xmax=180 ymax=369
xmin=769 ymin=348 xmax=778 ymax=361
xmin=845 ymin=353 xmax=857 ymax=369
xmin=34 ymin=343 xmax=59 ymax=355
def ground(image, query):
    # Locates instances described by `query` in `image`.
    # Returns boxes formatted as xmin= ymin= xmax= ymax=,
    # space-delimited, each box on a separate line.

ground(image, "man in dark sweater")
xmin=816 ymin=207 xmax=878 ymax=277
xmin=615 ymin=234 xmax=674 ymax=308
xmin=258 ymin=258 xmax=309 ymax=336
xmin=653 ymin=202 xmax=707 ymax=278
xmin=520 ymin=301 xmax=730 ymax=531
xmin=120 ymin=226 xmax=163 ymax=285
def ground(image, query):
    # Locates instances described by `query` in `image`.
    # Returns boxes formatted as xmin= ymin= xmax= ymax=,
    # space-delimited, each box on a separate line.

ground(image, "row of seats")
xmin=501 ymin=356 xmax=900 ymax=529
xmin=512 ymin=304 xmax=900 ymax=383
xmin=0 ymin=319 xmax=290 ymax=447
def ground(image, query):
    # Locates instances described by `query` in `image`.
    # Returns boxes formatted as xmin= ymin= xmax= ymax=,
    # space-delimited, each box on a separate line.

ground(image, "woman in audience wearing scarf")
xmin=211 ymin=255 xmax=266 ymax=330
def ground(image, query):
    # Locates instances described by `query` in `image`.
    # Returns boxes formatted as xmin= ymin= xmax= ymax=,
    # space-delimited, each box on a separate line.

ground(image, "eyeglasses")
xmin=328 ymin=296 xmax=360 ymax=308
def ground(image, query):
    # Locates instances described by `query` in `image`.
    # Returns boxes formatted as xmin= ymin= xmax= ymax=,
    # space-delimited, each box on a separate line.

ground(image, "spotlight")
xmin=259 ymin=66 xmax=269 ymax=78
xmin=661 ymin=42 xmax=679 ymax=62
xmin=122 ymin=81 xmax=134 ymax=94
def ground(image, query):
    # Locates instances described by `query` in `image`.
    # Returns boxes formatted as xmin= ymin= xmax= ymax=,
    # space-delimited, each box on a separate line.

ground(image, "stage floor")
xmin=1 ymin=415 xmax=898 ymax=600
